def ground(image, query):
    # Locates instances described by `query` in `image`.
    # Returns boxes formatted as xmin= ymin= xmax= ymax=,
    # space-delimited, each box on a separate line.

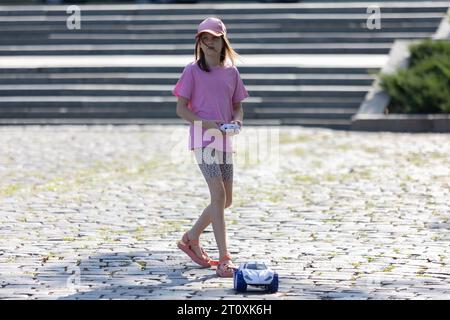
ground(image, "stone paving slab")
xmin=0 ymin=124 xmax=449 ymax=300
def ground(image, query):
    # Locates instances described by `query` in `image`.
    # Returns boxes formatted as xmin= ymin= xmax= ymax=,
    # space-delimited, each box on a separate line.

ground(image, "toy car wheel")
xmin=267 ymin=273 xmax=278 ymax=293
xmin=234 ymin=270 xmax=247 ymax=293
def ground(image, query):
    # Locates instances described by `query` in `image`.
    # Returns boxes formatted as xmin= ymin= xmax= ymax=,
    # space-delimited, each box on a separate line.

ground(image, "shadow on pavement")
xmin=33 ymin=250 xmax=224 ymax=300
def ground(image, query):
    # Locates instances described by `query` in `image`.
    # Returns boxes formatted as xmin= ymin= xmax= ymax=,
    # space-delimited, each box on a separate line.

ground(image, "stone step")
xmin=253 ymin=107 xmax=358 ymax=119
xmin=0 ymin=13 xmax=443 ymax=26
xmin=0 ymin=117 xmax=352 ymax=130
xmin=0 ymin=32 xmax=432 ymax=45
xmin=0 ymin=42 xmax=395 ymax=55
xmin=0 ymin=73 xmax=376 ymax=86
xmin=0 ymin=107 xmax=355 ymax=120
xmin=0 ymin=112 xmax=353 ymax=130
xmin=0 ymin=84 xmax=370 ymax=97
xmin=0 ymin=96 xmax=364 ymax=108
xmin=0 ymin=66 xmax=381 ymax=74
xmin=0 ymin=23 xmax=440 ymax=34
xmin=279 ymin=117 xmax=352 ymax=129
xmin=1 ymin=4 xmax=448 ymax=16
xmin=0 ymin=110 xmax=178 ymax=118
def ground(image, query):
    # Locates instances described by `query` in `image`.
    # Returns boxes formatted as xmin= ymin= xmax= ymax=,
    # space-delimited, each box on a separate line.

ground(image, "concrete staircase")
xmin=0 ymin=65 xmax=378 ymax=129
xmin=0 ymin=1 xmax=449 ymax=128
xmin=0 ymin=2 xmax=447 ymax=55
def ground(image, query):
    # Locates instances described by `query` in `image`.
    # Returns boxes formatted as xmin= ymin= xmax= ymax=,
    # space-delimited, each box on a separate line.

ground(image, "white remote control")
xmin=219 ymin=123 xmax=241 ymax=136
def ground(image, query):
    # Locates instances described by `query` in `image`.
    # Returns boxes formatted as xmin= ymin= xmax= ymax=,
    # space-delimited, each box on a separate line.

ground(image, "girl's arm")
xmin=176 ymin=96 xmax=219 ymax=130
xmin=231 ymin=102 xmax=244 ymax=126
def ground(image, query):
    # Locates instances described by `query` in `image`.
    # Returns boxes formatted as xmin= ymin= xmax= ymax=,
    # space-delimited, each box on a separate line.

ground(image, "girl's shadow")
xmin=33 ymin=250 xmax=219 ymax=300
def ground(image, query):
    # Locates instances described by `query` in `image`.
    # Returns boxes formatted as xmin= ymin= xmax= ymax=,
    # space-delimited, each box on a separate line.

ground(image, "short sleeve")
xmin=232 ymin=67 xmax=249 ymax=104
xmin=172 ymin=65 xmax=194 ymax=100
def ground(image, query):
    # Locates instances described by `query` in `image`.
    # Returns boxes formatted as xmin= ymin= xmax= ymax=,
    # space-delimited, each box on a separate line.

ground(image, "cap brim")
xmin=195 ymin=30 xmax=224 ymax=38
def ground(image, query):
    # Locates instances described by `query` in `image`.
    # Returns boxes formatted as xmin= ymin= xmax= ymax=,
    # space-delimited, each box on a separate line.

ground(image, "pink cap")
xmin=195 ymin=17 xmax=227 ymax=38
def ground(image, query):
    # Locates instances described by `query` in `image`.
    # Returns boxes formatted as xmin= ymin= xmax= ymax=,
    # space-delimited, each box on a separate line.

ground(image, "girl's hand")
xmin=230 ymin=120 xmax=242 ymax=128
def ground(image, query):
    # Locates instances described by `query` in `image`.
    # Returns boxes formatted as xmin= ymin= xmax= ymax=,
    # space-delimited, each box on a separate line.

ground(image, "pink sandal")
xmin=177 ymin=232 xmax=219 ymax=267
xmin=216 ymin=253 xmax=238 ymax=278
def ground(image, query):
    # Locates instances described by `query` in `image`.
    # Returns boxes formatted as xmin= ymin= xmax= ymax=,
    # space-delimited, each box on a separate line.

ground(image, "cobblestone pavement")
xmin=0 ymin=125 xmax=449 ymax=300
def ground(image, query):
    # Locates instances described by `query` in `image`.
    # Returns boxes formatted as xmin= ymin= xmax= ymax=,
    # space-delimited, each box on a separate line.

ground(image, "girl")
xmin=172 ymin=17 xmax=249 ymax=277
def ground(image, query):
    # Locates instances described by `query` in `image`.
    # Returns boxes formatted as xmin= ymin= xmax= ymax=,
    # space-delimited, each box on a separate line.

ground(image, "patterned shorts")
xmin=193 ymin=147 xmax=233 ymax=182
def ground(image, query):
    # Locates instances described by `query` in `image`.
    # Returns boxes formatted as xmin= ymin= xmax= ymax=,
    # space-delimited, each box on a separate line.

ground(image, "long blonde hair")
xmin=194 ymin=33 xmax=241 ymax=72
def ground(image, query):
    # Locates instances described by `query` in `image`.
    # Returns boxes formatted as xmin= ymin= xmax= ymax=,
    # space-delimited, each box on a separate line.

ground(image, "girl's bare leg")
xmin=189 ymin=204 xmax=213 ymax=240
xmin=187 ymin=176 xmax=229 ymax=259
xmin=188 ymin=179 xmax=233 ymax=259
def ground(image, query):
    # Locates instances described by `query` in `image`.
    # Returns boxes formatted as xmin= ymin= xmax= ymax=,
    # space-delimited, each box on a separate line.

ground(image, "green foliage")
xmin=379 ymin=40 xmax=450 ymax=114
xmin=409 ymin=39 xmax=450 ymax=65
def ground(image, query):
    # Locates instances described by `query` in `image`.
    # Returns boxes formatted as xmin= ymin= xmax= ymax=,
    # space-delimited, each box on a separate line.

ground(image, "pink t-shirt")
xmin=172 ymin=61 xmax=249 ymax=153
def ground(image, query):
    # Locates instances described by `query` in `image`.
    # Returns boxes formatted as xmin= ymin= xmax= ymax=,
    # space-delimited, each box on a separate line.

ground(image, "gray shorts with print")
xmin=193 ymin=147 xmax=233 ymax=181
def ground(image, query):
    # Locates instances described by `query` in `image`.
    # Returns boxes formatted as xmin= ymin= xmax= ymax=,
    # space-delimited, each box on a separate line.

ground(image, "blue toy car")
xmin=233 ymin=262 xmax=279 ymax=293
